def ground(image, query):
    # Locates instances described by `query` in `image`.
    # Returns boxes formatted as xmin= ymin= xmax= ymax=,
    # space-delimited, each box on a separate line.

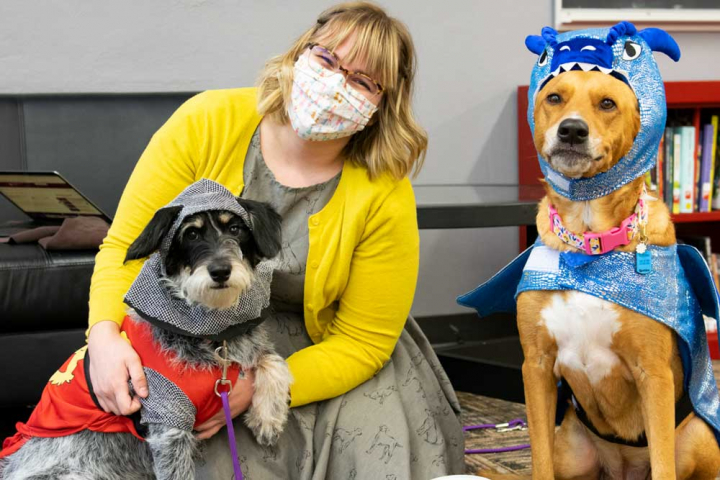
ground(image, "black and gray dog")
xmin=0 ymin=183 xmax=293 ymax=480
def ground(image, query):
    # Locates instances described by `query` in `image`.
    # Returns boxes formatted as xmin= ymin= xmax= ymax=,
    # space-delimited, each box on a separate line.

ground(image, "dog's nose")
xmin=208 ymin=264 xmax=232 ymax=283
xmin=557 ymin=118 xmax=589 ymax=145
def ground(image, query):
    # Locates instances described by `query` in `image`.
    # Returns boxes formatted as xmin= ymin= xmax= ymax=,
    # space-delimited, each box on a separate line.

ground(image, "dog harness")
xmin=0 ymin=316 xmax=241 ymax=459
xmin=560 ymin=378 xmax=694 ymax=448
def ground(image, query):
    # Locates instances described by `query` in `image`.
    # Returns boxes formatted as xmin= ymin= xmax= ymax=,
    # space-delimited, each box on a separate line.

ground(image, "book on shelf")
xmin=664 ymin=127 xmax=674 ymax=207
xmin=648 ymin=135 xmax=662 ymax=195
xmin=679 ymin=126 xmax=695 ymax=214
xmin=700 ymin=123 xmax=714 ymax=212
xmin=695 ymin=127 xmax=703 ymax=212
xmin=709 ymin=115 xmax=719 ymax=211
xmin=657 ymin=112 xmax=720 ymax=213
xmin=673 ymin=129 xmax=682 ymax=213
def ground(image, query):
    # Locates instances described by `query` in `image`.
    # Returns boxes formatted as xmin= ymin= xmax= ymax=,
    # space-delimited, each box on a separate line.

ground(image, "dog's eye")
xmin=228 ymin=225 xmax=241 ymax=236
xmin=600 ymin=98 xmax=616 ymax=110
xmin=622 ymin=41 xmax=642 ymax=61
xmin=186 ymin=229 xmax=200 ymax=241
xmin=538 ymin=50 xmax=548 ymax=67
xmin=546 ymin=93 xmax=562 ymax=105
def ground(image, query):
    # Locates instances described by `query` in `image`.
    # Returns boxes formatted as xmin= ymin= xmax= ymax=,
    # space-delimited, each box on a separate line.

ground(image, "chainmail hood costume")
xmin=459 ymin=23 xmax=720 ymax=443
xmin=124 ymin=179 xmax=274 ymax=340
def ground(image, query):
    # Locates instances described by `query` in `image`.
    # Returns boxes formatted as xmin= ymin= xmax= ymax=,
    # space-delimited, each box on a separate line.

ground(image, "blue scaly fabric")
xmin=526 ymin=21 xmax=680 ymax=201
xmin=458 ymin=240 xmax=720 ymax=442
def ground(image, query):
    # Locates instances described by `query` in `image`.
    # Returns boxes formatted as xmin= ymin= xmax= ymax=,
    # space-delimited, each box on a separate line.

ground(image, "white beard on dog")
xmin=126 ymin=254 xmax=274 ymax=339
xmin=168 ymin=258 xmax=255 ymax=311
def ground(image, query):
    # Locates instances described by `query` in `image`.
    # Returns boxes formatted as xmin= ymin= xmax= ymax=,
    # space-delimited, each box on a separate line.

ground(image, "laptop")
xmin=0 ymin=171 xmax=113 ymax=236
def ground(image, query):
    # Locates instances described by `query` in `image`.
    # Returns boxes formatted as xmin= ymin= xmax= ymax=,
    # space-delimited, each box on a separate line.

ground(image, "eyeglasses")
xmin=306 ymin=43 xmax=383 ymax=97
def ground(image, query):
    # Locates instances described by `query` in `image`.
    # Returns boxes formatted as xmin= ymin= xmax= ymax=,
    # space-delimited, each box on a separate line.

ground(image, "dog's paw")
xmin=245 ymin=405 xmax=287 ymax=446
xmin=245 ymin=394 xmax=290 ymax=447
xmin=245 ymin=352 xmax=292 ymax=445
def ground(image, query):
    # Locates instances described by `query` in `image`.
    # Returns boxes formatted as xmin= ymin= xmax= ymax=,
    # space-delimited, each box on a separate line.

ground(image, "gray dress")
xmin=196 ymin=129 xmax=465 ymax=480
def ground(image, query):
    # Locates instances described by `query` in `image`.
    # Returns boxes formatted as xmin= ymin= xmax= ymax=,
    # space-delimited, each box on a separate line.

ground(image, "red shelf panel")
xmin=665 ymin=81 xmax=720 ymax=108
xmin=671 ymin=211 xmax=720 ymax=223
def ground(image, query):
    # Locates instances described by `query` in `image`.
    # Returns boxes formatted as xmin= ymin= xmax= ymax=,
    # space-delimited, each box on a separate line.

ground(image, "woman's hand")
xmin=87 ymin=320 xmax=148 ymax=415
xmin=195 ymin=369 xmax=256 ymax=440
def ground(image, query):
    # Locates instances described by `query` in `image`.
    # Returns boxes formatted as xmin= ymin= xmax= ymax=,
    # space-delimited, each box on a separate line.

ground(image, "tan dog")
xmin=492 ymin=71 xmax=720 ymax=479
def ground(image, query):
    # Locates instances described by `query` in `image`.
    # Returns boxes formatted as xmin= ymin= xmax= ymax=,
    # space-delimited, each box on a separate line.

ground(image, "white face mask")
xmin=287 ymin=53 xmax=379 ymax=141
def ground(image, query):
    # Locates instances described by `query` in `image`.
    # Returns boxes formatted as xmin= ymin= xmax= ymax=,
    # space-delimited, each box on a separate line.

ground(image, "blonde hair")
xmin=256 ymin=2 xmax=427 ymax=180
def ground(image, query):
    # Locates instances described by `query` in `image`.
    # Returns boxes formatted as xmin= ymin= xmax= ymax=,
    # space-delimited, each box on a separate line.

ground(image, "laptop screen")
xmin=0 ymin=172 xmax=111 ymax=223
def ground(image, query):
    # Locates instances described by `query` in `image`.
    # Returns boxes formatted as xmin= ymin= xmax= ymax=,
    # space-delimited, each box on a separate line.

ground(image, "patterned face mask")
xmin=287 ymin=53 xmax=378 ymax=141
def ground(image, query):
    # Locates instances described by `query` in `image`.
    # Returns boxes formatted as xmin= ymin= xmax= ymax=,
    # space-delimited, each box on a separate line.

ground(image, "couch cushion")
xmin=0 ymin=328 xmax=86 ymax=407
xmin=0 ymin=244 xmax=95 ymax=333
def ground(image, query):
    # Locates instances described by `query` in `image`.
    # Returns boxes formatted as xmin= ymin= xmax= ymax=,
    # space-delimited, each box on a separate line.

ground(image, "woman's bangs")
xmin=315 ymin=17 xmax=398 ymax=90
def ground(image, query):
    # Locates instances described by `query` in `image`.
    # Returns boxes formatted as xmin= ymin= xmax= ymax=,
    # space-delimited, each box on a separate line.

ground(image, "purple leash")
xmin=214 ymin=341 xmax=243 ymax=480
xmin=220 ymin=391 xmax=244 ymax=480
xmin=463 ymin=418 xmax=531 ymax=454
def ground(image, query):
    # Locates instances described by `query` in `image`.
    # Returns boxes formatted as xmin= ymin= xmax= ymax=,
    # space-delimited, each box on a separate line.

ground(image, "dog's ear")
xmin=238 ymin=199 xmax=282 ymax=260
xmin=125 ymin=206 xmax=182 ymax=263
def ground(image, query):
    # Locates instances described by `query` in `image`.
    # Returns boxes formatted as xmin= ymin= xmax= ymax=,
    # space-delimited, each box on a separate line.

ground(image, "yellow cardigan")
xmin=89 ymin=88 xmax=420 ymax=407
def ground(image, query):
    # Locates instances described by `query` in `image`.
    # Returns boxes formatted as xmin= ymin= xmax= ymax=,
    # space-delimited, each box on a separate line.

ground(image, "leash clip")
xmin=214 ymin=341 xmax=233 ymax=397
xmin=497 ymin=424 xmax=527 ymax=432
xmin=495 ymin=419 xmax=527 ymax=432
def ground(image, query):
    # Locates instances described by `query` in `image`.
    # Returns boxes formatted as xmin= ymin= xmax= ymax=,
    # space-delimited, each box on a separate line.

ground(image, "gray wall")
xmin=1 ymin=1 xmax=719 ymax=316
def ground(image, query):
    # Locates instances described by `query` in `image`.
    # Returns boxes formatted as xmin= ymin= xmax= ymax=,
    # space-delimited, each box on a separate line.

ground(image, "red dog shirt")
xmin=1 ymin=316 xmax=240 ymax=458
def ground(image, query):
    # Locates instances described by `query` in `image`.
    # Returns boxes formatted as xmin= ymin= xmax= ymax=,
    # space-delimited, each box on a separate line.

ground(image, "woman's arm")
xmin=86 ymin=93 xmax=208 ymax=415
xmin=286 ymin=180 xmax=419 ymax=407
xmin=88 ymin=94 xmax=209 ymax=329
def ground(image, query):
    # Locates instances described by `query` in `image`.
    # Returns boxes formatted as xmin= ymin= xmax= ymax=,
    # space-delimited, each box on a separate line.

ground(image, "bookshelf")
xmin=517 ymin=80 xmax=720 ymax=359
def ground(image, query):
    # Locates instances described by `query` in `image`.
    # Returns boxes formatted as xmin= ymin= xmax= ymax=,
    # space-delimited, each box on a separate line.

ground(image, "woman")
xmin=87 ymin=2 xmax=464 ymax=478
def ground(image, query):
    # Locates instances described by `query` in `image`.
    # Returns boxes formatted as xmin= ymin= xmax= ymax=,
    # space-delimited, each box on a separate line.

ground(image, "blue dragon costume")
xmin=458 ymin=22 xmax=720 ymax=444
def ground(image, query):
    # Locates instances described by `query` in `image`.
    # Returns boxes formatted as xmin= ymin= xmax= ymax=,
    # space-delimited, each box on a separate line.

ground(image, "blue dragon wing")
xmin=457 ymin=247 xmax=533 ymax=316
xmin=678 ymin=244 xmax=720 ymax=325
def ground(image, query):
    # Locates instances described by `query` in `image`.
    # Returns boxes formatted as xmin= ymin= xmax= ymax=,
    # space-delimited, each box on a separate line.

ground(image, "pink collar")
xmin=548 ymin=191 xmax=648 ymax=255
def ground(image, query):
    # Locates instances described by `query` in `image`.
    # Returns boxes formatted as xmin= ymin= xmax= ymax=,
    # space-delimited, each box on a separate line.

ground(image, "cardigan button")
xmin=307 ymin=303 xmax=314 ymax=312
xmin=311 ymin=217 xmax=320 ymax=226
xmin=311 ymin=261 xmax=319 ymax=269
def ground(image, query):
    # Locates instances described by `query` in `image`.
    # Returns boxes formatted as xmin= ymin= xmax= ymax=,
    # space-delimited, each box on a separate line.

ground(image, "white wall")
xmin=2 ymin=1 xmax=719 ymax=316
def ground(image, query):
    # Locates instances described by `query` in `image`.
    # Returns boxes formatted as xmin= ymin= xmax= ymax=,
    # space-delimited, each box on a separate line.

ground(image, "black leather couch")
xmin=0 ymin=93 xmax=194 ymax=408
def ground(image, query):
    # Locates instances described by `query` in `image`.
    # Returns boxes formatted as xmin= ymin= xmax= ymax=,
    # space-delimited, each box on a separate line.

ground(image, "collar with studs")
xmin=548 ymin=187 xmax=648 ymax=255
